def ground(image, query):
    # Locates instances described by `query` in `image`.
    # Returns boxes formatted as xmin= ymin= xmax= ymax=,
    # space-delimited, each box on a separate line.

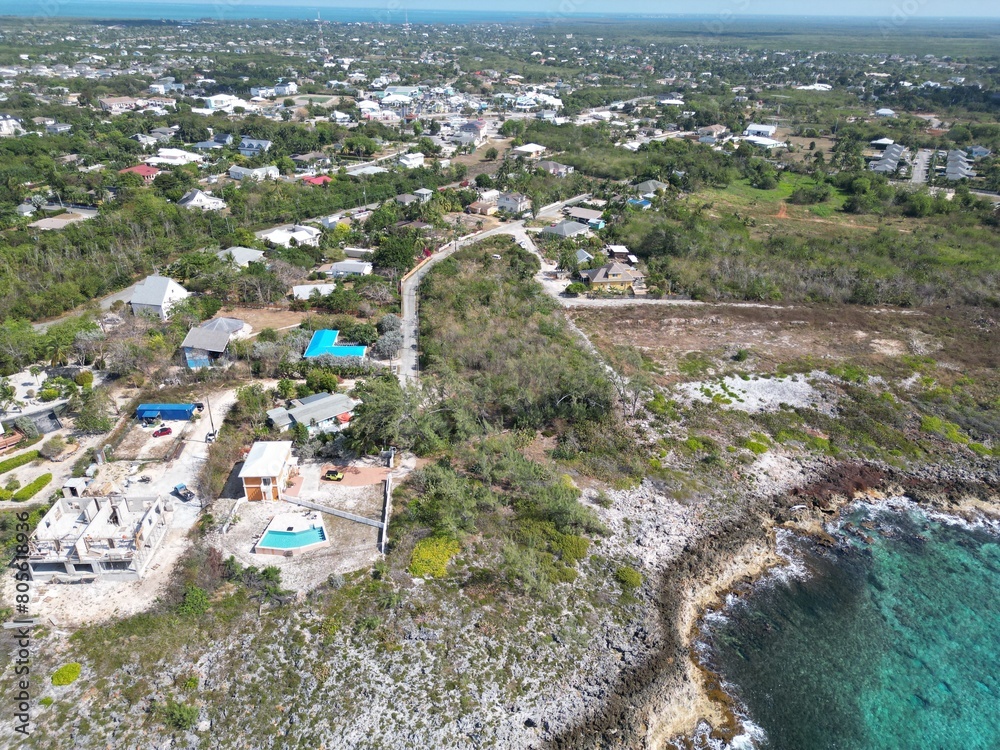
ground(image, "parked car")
xmin=323 ymin=470 xmax=345 ymax=482
xmin=152 ymin=427 xmax=172 ymax=438
xmin=173 ymin=484 xmax=195 ymax=502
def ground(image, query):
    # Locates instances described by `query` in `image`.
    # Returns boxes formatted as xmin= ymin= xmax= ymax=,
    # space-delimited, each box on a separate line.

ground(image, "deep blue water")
xmin=701 ymin=501 xmax=1000 ymax=750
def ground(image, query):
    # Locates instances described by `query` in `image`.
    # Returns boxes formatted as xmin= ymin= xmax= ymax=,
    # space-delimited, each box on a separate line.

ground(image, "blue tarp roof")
xmin=136 ymin=403 xmax=195 ymax=419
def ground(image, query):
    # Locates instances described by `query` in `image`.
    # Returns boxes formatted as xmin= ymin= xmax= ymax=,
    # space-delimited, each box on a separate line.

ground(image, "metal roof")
xmin=180 ymin=327 xmax=232 ymax=353
xmin=130 ymin=275 xmax=187 ymax=307
xmin=239 ymin=441 xmax=292 ymax=479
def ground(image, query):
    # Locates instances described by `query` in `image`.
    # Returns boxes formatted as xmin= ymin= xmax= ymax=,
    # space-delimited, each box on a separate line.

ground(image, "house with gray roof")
xmin=542 ymin=220 xmax=590 ymax=239
xmin=633 ymin=179 xmax=669 ymax=195
xmin=238 ymin=137 xmax=273 ymax=157
xmin=180 ymin=317 xmax=249 ymax=368
xmin=267 ymin=392 xmax=358 ymax=435
xmin=129 ymin=275 xmax=190 ymax=320
xmin=217 ymin=246 xmax=266 ymax=267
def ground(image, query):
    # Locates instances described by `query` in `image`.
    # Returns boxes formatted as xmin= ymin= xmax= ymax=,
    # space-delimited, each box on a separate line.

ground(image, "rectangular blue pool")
xmin=259 ymin=526 xmax=327 ymax=550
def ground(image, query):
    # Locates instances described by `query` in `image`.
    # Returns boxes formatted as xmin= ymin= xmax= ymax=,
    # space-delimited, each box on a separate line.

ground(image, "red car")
xmin=152 ymin=427 xmax=172 ymax=438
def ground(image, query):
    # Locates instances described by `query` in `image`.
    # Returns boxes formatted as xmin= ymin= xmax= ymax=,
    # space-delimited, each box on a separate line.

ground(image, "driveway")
xmin=910 ymin=148 xmax=932 ymax=184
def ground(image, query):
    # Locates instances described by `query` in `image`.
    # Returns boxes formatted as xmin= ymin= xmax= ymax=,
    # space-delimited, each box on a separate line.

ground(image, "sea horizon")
xmin=0 ymin=2 xmax=995 ymax=23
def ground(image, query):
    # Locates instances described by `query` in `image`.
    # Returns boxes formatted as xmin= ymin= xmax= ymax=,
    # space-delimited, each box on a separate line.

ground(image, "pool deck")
xmin=254 ymin=511 xmax=329 ymax=557
xmin=211 ymin=493 xmax=382 ymax=591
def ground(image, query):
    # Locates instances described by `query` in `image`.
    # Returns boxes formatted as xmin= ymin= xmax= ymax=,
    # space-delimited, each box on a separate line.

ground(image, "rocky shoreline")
xmin=547 ymin=457 xmax=1000 ymax=750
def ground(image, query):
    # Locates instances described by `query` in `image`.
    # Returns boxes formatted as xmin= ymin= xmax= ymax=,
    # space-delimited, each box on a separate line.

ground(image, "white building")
xmin=292 ymin=283 xmax=337 ymax=300
xmin=129 ymin=275 xmax=190 ymax=320
xmin=512 ymin=143 xmax=547 ymax=159
xmin=178 ymin=189 xmax=227 ymax=212
xmin=260 ymin=225 xmax=322 ymax=248
xmin=398 ymin=152 xmax=425 ymax=169
xmin=744 ymin=123 xmax=777 ymax=138
xmin=146 ymin=148 xmax=203 ymax=167
xmin=229 ymin=165 xmax=279 ymax=181
xmin=323 ymin=260 xmax=373 ymax=278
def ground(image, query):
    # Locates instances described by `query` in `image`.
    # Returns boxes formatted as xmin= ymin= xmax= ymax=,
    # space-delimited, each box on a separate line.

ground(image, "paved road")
xmin=910 ymin=148 xmax=932 ymax=184
xmin=32 ymin=283 xmax=137 ymax=332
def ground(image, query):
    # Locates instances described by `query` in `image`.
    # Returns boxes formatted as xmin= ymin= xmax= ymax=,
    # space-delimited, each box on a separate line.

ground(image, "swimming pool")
xmin=256 ymin=524 xmax=329 ymax=556
xmin=260 ymin=526 xmax=326 ymax=548
xmin=304 ymin=329 xmax=339 ymax=357
xmin=303 ymin=330 xmax=368 ymax=359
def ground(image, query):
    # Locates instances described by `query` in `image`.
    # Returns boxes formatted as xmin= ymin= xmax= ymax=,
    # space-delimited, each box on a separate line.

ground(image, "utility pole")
xmin=205 ymin=394 xmax=216 ymax=435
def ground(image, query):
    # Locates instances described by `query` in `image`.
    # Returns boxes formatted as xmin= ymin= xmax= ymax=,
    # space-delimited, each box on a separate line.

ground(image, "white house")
xmin=217 ymin=246 xmax=266 ymax=267
xmin=239 ymin=441 xmax=294 ymax=501
xmin=229 ymin=165 xmax=279 ymax=181
xmin=744 ymin=123 xmax=777 ymax=138
xmin=323 ymin=260 xmax=373 ymax=278
xmin=178 ymin=189 xmax=227 ymax=212
xmin=292 ymin=283 xmax=337 ymax=300
xmin=0 ymin=114 xmax=24 ymax=136
xmin=275 ymin=81 xmax=298 ymax=97
xmin=398 ymin=152 xmax=425 ymax=169
xmin=512 ymin=143 xmax=547 ymax=159
xmin=875 ymin=108 xmax=897 ymax=118
xmin=497 ymin=192 xmax=532 ymax=215
xmin=260 ymin=225 xmax=321 ymax=248
xmin=129 ymin=275 xmax=190 ymax=320
xmin=238 ymin=137 xmax=273 ymax=157
xmin=145 ymin=148 xmax=203 ymax=167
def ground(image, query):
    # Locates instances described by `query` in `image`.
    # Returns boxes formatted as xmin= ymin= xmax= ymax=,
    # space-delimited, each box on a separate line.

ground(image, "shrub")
xmin=177 ymin=586 xmax=210 ymax=616
xmin=4 ymin=477 xmax=19 ymax=492
xmin=39 ymin=436 xmax=66 ymax=460
xmin=565 ymin=282 xmax=588 ymax=297
xmin=0 ymin=450 xmax=39 ymax=475
xmin=51 ymin=663 xmax=81 ymax=686
xmin=165 ymin=699 xmax=199 ymax=731
xmin=920 ymin=415 xmax=969 ymax=444
xmin=74 ymin=371 xmax=94 ymax=388
xmin=377 ymin=314 xmax=402 ymax=334
xmin=553 ymin=533 xmax=590 ymax=564
xmin=13 ymin=417 xmax=39 ymax=440
xmin=12 ymin=473 xmax=51 ymax=501
xmin=614 ymin=565 xmax=643 ymax=590
xmin=409 ymin=536 xmax=460 ymax=578
xmin=39 ymin=697 xmax=54 ymax=707
xmin=38 ymin=388 xmax=60 ymax=402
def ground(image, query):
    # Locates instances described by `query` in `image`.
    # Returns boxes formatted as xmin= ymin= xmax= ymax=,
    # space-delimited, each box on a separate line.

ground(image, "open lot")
xmin=568 ymin=302 xmax=998 ymax=383
xmin=217 ymin=306 xmax=310 ymax=333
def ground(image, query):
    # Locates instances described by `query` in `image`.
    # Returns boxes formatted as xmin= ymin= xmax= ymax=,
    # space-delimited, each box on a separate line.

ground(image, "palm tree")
xmin=28 ymin=365 xmax=42 ymax=386
xmin=45 ymin=342 xmax=69 ymax=367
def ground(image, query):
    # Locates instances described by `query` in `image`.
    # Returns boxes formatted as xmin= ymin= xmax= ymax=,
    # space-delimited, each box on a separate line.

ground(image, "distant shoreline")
xmin=0 ymin=6 xmax=996 ymax=24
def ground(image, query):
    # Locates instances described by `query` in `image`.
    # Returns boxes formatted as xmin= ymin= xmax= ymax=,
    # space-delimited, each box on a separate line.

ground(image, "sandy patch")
xmin=675 ymin=372 xmax=835 ymax=414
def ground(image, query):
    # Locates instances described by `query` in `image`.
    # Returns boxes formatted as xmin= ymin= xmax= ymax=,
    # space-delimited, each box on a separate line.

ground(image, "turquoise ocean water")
xmin=700 ymin=500 xmax=1000 ymax=750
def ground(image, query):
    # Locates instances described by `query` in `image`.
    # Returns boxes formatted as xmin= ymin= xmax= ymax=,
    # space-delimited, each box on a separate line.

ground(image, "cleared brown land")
xmin=568 ymin=302 xmax=999 ymax=382
xmin=217 ymin=306 xmax=310 ymax=332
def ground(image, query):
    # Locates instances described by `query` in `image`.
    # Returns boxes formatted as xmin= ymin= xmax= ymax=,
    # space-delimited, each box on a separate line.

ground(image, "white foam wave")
xmin=836 ymin=495 xmax=1000 ymax=537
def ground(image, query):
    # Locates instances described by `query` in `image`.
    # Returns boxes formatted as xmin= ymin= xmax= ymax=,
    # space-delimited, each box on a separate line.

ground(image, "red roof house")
xmin=119 ymin=165 xmax=161 ymax=183
xmin=302 ymin=175 xmax=332 ymax=186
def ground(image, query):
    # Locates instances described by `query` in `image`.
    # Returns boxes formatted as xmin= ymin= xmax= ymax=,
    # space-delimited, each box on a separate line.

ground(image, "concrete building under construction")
xmin=27 ymin=495 xmax=172 ymax=582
